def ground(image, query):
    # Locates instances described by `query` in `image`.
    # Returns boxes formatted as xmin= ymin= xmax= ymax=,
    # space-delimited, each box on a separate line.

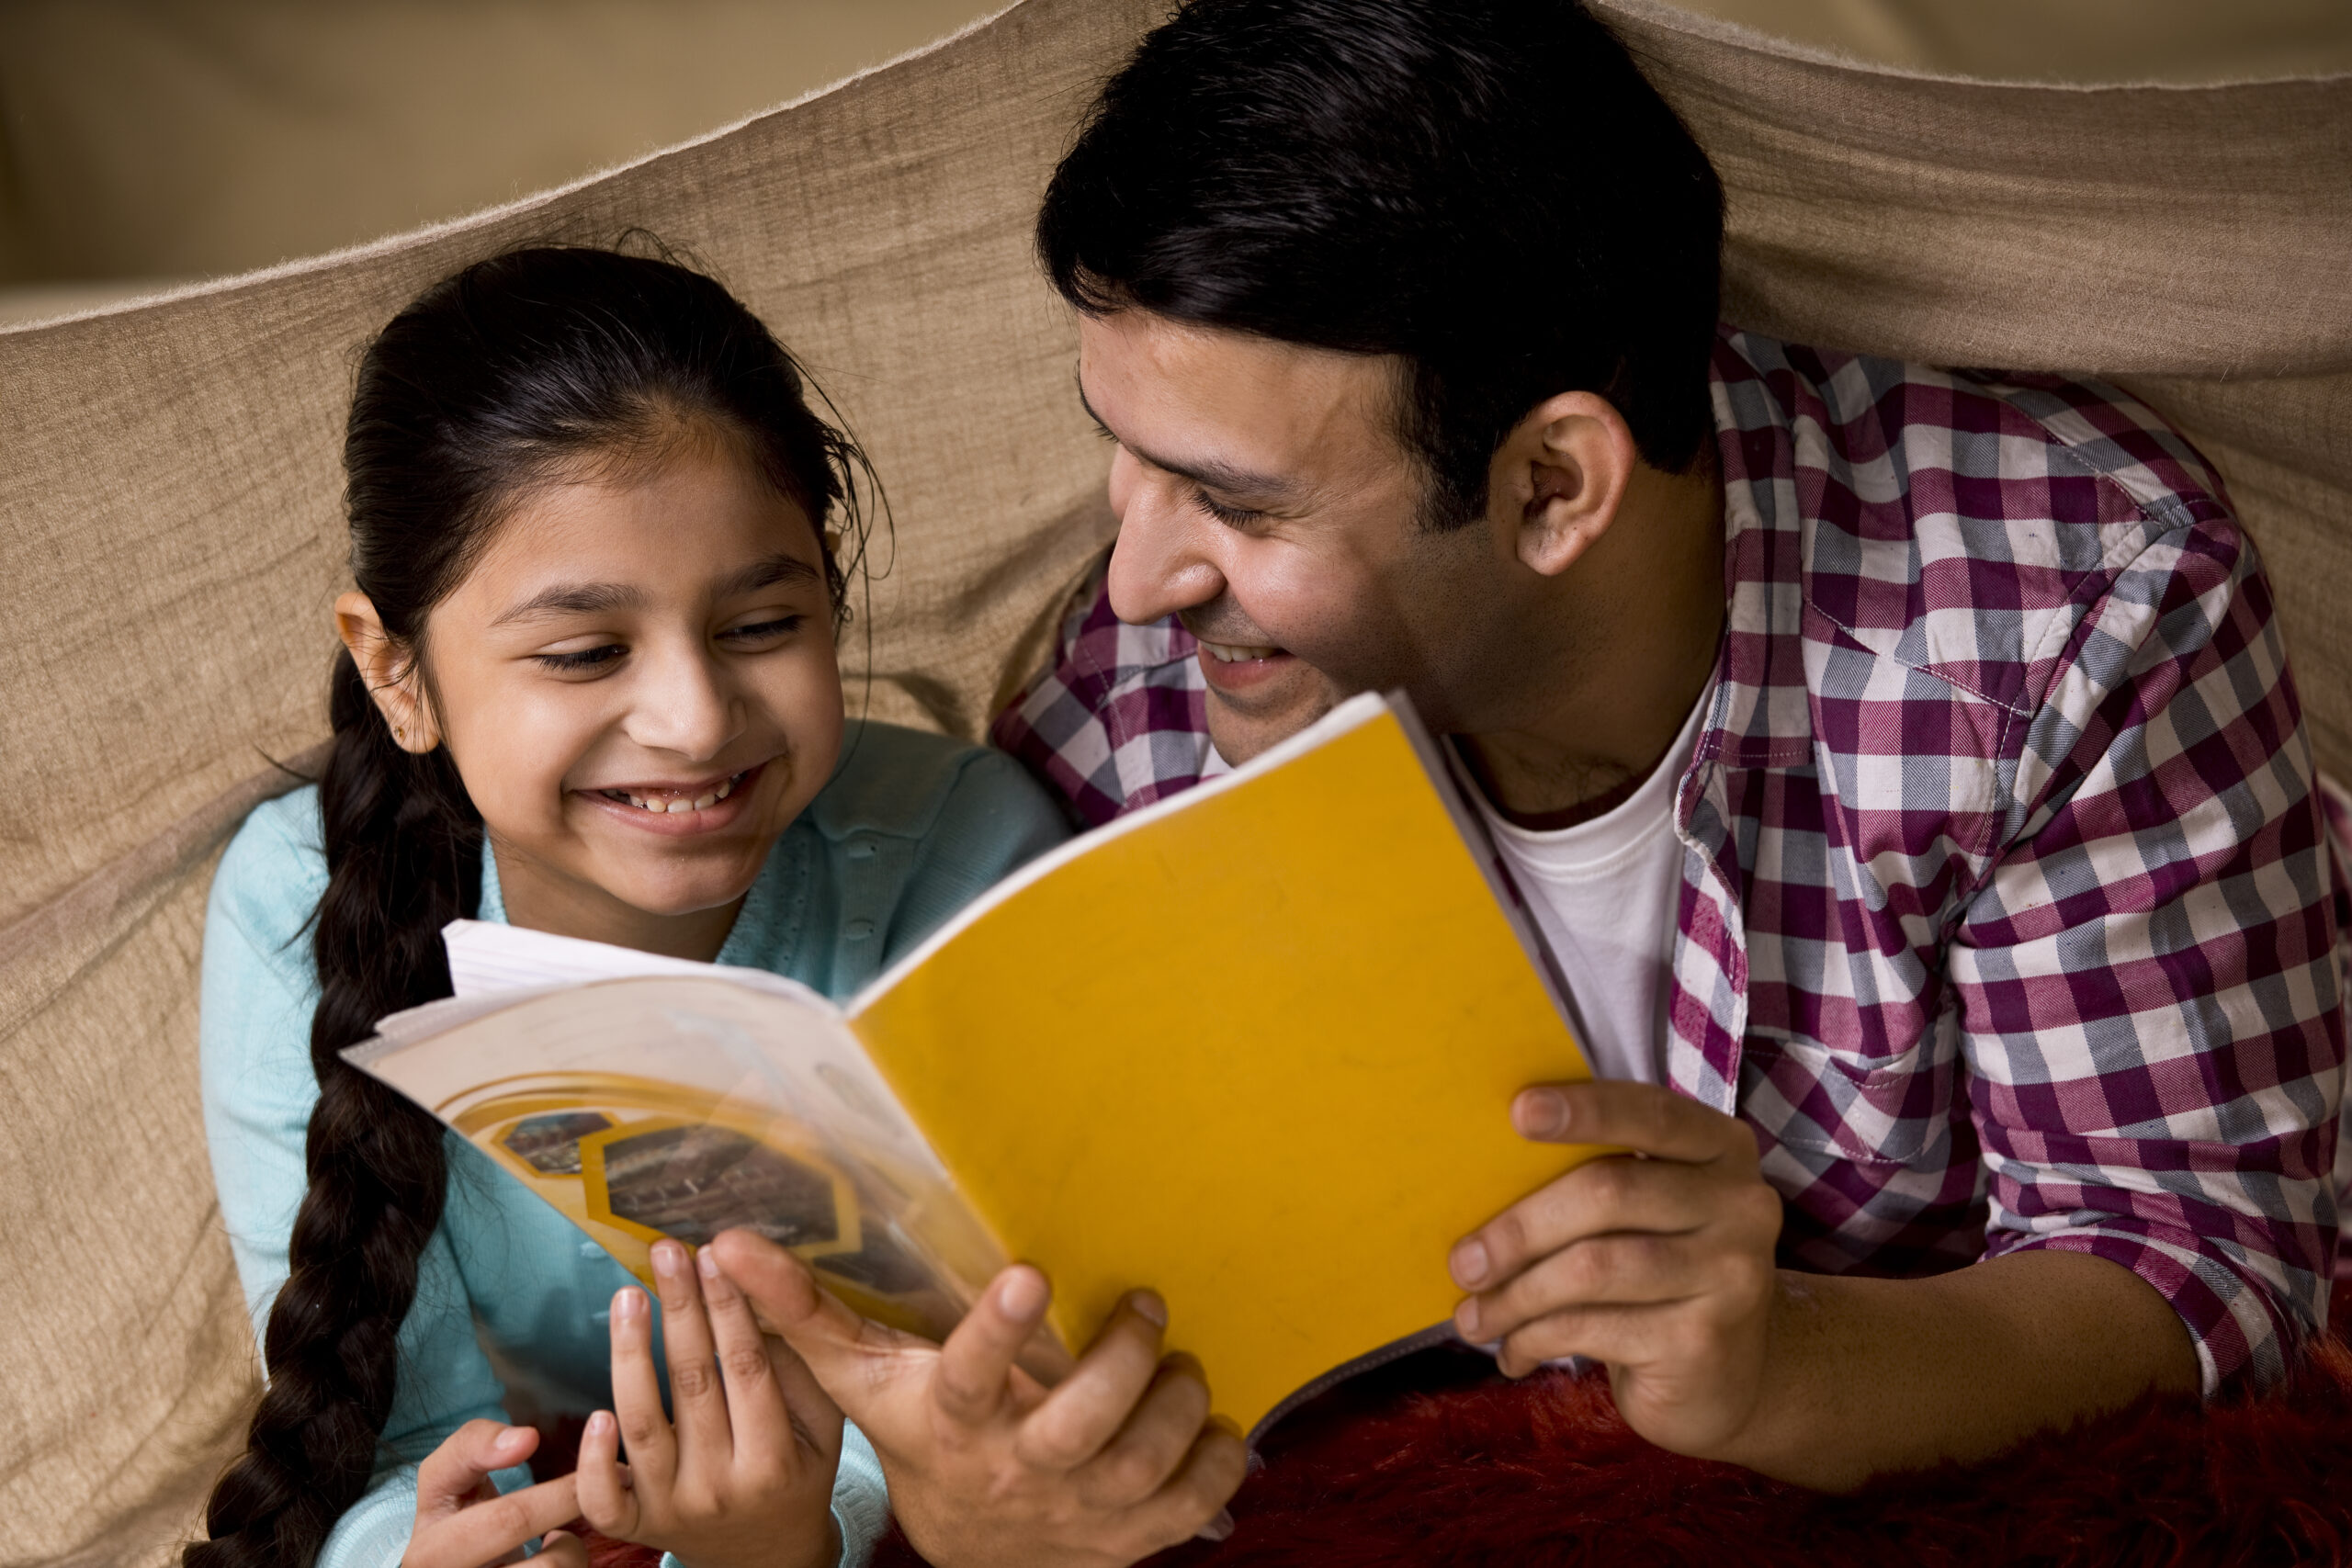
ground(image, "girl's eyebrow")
xmin=492 ymin=581 xmax=643 ymax=626
xmin=714 ymin=552 xmax=823 ymax=598
xmin=492 ymin=554 xmax=820 ymax=626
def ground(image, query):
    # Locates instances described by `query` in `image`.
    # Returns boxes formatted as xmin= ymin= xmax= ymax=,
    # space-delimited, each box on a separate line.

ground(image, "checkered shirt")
xmin=994 ymin=328 xmax=2349 ymax=1396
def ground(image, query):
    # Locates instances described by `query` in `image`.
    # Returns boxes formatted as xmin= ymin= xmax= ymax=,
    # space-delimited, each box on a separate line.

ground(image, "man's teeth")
xmin=612 ymin=773 xmax=740 ymax=812
xmin=1200 ymin=639 xmax=1280 ymax=663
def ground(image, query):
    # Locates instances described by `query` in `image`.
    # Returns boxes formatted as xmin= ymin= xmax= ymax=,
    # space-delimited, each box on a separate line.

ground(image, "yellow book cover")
xmin=350 ymin=691 xmax=1600 ymax=1434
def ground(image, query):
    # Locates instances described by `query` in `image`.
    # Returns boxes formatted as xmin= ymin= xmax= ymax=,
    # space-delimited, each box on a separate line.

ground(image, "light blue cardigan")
xmin=200 ymin=722 xmax=1069 ymax=1568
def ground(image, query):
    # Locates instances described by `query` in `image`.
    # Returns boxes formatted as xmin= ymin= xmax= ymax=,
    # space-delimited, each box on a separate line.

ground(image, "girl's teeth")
xmin=612 ymin=771 xmax=746 ymax=812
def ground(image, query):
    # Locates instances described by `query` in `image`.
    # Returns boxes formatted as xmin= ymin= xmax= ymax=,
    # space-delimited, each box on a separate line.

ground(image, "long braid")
xmin=189 ymin=652 xmax=481 ymax=1566
xmin=190 ymin=239 xmax=875 ymax=1565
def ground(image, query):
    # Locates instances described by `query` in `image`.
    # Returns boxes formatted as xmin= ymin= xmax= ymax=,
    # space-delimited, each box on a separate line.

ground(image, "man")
xmin=715 ymin=1 xmax=2345 ymax=1561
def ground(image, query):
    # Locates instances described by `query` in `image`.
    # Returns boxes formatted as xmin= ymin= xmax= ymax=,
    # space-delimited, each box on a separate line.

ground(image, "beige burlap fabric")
xmin=0 ymin=1 xmax=2343 ymax=1562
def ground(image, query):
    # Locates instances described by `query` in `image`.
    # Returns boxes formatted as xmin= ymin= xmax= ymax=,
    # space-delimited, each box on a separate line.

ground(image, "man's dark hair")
xmin=1038 ymin=0 xmax=1725 ymax=525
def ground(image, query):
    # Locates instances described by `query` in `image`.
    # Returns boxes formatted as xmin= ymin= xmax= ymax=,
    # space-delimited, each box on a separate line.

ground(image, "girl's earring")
xmin=393 ymin=725 xmax=408 ymax=747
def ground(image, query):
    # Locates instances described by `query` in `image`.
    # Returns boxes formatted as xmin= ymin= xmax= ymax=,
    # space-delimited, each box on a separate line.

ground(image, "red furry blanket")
xmin=568 ymin=1281 xmax=2352 ymax=1568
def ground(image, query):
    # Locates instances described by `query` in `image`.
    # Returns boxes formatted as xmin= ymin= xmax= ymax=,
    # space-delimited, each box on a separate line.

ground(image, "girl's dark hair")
xmin=1036 ymin=0 xmax=1725 ymax=525
xmin=189 ymin=243 xmax=876 ymax=1567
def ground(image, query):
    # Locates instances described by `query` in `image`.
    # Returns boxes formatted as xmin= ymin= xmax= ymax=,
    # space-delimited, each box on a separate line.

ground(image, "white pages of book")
xmin=345 ymin=928 xmax=1017 ymax=1351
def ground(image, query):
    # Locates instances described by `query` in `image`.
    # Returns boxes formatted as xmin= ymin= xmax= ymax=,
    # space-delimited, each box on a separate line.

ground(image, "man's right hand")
xmin=708 ymin=1229 xmax=1246 ymax=1568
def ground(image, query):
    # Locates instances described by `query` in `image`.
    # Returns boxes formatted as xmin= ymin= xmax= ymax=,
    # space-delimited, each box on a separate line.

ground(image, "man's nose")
xmin=623 ymin=642 xmax=741 ymax=761
xmin=1106 ymin=457 xmax=1226 ymax=626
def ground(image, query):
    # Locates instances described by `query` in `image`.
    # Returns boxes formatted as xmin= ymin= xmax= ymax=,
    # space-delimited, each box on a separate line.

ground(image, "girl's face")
xmin=348 ymin=430 xmax=845 ymax=957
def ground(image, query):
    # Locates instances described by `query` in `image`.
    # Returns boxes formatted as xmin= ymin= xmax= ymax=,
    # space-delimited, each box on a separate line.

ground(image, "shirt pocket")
xmin=1740 ymin=1021 xmax=1960 ymax=1168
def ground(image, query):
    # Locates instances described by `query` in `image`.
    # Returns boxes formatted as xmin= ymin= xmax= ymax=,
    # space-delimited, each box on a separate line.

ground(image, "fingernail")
xmin=1129 ymin=1290 xmax=1169 ymax=1327
xmin=1208 ymin=1413 xmax=1243 ymax=1440
xmin=997 ymin=1266 xmax=1049 ymax=1323
xmin=587 ymin=1410 xmax=613 ymax=1438
xmin=493 ymin=1425 xmax=530 ymax=1455
xmin=696 ymin=1247 xmax=721 ymax=1280
xmin=653 ymin=1241 xmax=684 ymax=1277
xmin=1454 ymin=1298 xmax=1482 ymax=1338
xmin=1450 ymin=1237 xmax=1489 ymax=1288
xmin=615 ymin=1286 xmax=645 ymax=1322
xmin=1197 ymin=1507 xmax=1236 ymax=1543
xmin=1515 ymin=1090 xmax=1566 ymax=1137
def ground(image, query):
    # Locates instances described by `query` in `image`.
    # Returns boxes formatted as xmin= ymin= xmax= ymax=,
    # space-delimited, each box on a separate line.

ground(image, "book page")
xmin=350 ymin=972 xmax=1015 ymax=1348
xmin=443 ymin=917 xmax=725 ymax=995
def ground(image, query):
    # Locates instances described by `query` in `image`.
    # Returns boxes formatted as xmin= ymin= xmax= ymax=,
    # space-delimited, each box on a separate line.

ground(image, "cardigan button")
xmin=845 ymin=919 xmax=876 ymax=941
xmin=848 ymin=838 xmax=878 ymax=861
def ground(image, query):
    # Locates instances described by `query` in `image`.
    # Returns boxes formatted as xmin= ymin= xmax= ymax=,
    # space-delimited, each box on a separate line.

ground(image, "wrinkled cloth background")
xmin=0 ymin=1 xmax=2345 ymax=1562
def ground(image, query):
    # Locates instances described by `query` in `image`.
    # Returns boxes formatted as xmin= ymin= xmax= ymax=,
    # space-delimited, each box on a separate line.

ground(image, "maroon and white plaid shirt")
xmin=995 ymin=329 xmax=2348 ymax=1395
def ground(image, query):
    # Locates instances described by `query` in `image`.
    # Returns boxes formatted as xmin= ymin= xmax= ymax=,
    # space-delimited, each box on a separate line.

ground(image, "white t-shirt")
xmin=1468 ymin=687 xmax=1711 ymax=1085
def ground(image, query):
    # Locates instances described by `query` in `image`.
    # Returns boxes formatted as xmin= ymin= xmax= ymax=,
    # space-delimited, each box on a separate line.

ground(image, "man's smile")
xmin=1192 ymin=637 xmax=1299 ymax=699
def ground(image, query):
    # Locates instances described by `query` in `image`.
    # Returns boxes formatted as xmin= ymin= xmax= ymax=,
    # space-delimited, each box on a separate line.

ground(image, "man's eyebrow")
xmin=490 ymin=555 xmax=820 ymax=627
xmin=1074 ymin=367 xmax=1296 ymax=502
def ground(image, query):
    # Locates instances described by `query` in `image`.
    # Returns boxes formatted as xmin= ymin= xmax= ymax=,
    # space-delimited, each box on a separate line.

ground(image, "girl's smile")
xmin=580 ymin=760 xmax=772 ymax=836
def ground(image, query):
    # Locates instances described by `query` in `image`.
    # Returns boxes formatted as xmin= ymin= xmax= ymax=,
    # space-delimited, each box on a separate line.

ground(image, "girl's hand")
xmin=578 ymin=1239 xmax=845 ymax=1568
xmin=709 ymin=1229 xmax=1246 ymax=1568
xmin=401 ymin=1421 xmax=585 ymax=1568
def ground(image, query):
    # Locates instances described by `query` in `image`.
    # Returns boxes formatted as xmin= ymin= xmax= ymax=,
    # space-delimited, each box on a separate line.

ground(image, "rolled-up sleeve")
xmin=1953 ymin=521 xmax=2344 ymax=1396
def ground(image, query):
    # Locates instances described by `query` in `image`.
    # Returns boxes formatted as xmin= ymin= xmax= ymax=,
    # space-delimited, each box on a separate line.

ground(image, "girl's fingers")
xmin=1071 ymin=1352 xmax=1214 ymax=1508
xmin=529 ymin=1530 xmax=591 ymax=1568
xmin=695 ymin=1245 xmax=792 ymax=1473
xmin=1014 ymin=1292 xmax=1170 ymax=1472
xmin=764 ymin=1332 xmax=847 ymax=1460
xmin=572 ymin=1407 xmax=640 ymax=1540
xmin=414 ymin=1420 xmax=538 ymax=1519
xmin=650 ymin=1240 xmax=732 ymax=1471
xmin=406 ymin=1474 xmax=582 ymax=1568
xmin=608 ymin=1284 xmax=679 ymax=1494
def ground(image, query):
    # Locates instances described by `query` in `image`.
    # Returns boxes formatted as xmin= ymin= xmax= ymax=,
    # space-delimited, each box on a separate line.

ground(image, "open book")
xmin=347 ymin=690 xmax=1600 ymax=1434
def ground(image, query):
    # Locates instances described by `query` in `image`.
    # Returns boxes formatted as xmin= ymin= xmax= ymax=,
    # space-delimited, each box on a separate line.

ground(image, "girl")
xmin=190 ymin=245 xmax=1069 ymax=1568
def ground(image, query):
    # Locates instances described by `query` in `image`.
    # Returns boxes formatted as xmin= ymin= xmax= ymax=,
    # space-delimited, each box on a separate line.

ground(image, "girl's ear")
xmin=334 ymin=591 xmax=442 ymax=753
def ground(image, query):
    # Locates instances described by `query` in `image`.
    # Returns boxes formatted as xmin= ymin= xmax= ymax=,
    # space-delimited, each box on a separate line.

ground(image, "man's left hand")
xmin=1449 ymin=1080 xmax=1785 ymax=1460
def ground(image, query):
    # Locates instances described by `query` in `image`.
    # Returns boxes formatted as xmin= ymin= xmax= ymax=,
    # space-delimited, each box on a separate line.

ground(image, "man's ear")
xmin=334 ymin=590 xmax=441 ymax=752
xmin=1489 ymin=390 xmax=1638 ymax=579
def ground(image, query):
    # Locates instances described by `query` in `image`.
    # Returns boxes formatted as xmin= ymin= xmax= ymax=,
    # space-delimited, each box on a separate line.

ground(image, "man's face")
xmin=1080 ymin=310 xmax=1522 ymax=764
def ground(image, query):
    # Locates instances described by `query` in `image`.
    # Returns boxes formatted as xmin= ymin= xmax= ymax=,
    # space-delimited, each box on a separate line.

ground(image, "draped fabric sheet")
xmin=0 ymin=1 xmax=2342 ymax=1562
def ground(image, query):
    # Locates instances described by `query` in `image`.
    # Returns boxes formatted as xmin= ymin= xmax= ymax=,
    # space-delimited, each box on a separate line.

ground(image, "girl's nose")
xmin=622 ymin=644 xmax=741 ymax=761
